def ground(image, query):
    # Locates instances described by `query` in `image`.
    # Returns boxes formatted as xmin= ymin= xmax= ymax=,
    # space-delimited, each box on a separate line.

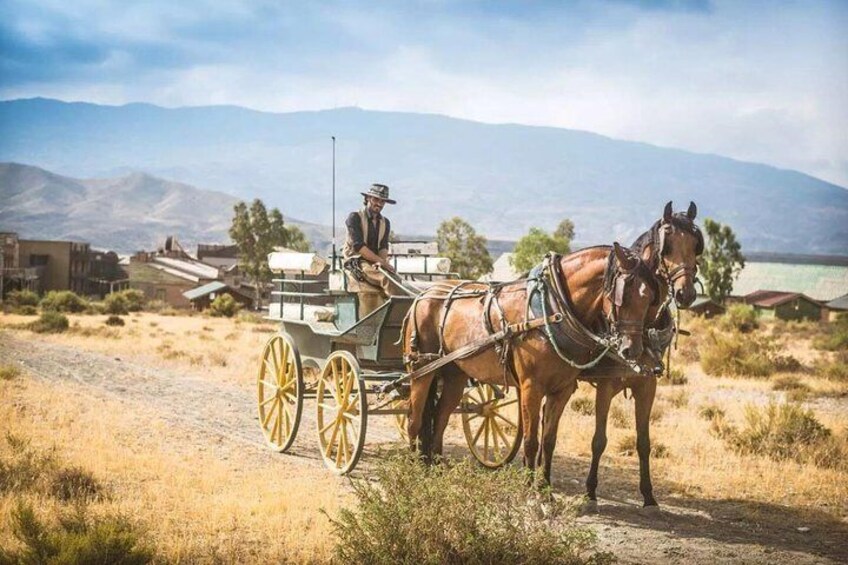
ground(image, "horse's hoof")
xmin=641 ymin=504 xmax=661 ymax=515
xmin=583 ymin=500 xmax=599 ymax=514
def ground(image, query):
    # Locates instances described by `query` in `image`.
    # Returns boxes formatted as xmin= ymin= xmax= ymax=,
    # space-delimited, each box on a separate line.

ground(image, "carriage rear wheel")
xmin=461 ymin=383 xmax=522 ymax=468
xmin=316 ymin=351 xmax=368 ymax=474
xmin=257 ymin=333 xmax=304 ymax=453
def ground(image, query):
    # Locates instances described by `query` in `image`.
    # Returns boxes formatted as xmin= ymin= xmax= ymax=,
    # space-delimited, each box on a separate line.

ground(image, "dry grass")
xmin=2 ymin=309 xmax=847 ymax=560
xmin=0 ymin=378 xmax=343 ymax=563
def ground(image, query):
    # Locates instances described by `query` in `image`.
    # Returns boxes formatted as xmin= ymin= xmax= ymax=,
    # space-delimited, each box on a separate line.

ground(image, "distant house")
xmin=688 ymin=296 xmax=726 ymax=319
xmin=125 ymin=246 xmax=221 ymax=309
xmin=744 ymin=290 xmax=825 ymax=322
xmin=182 ymin=281 xmax=253 ymax=311
xmin=825 ymin=294 xmax=848 ymax=322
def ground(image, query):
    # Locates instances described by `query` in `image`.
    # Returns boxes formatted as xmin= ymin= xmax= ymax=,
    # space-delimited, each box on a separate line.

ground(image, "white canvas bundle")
xmin=390 ymin=256 xmax=451 ymax=274
xmin=267 ymin=251 xmax=327 ymax=275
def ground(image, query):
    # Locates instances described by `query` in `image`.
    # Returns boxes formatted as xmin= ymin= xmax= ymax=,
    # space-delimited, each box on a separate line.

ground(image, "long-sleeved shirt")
xmin=345 ymin=208 xmax=391 ymax=255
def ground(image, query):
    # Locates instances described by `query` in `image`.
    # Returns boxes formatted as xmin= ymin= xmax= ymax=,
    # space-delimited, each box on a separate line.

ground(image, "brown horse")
xmin=582 ymin=201 xmax=703 ymax=509
xmin=403 ymin=243 xmax=660 ymax=484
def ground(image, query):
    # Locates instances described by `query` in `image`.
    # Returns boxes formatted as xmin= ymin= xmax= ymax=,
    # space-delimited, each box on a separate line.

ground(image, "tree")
xmin=699 ymin=218 xmax=745 ymax=303
xmin=229 ymin=199 xmax=311 ymax=308
xmin=436 ymin=217 xmax=493 ymax=280
xmin=510 ymin=220 xmax=574 ymax=274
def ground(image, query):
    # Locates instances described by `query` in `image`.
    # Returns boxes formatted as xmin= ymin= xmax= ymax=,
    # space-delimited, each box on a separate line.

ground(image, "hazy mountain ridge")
xmin=1 ymin=97 xmax=847 ymax=254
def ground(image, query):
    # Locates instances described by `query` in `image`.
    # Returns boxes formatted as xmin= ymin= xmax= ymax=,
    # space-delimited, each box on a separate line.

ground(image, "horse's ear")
xmin=663 ymin=201 xmax=673 ymax=222
xmin=613 ymin=242 xmax=637 ymax=271
xmin=687 ymin=201 xmax=697 ymax=220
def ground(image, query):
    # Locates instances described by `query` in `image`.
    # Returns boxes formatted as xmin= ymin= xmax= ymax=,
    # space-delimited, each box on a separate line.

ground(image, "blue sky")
xmin=1 ymin=0 xmax=846 ymax=186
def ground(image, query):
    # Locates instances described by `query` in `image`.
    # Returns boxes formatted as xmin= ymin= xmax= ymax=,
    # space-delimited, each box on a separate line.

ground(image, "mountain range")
xmin=1 ymin=97 xmax=847 ymax=255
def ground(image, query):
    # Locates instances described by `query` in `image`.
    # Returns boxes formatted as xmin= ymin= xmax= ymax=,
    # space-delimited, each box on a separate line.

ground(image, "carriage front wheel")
xmin=316 ymin=351 xmax=368 ymax=474
xmin=461 ymin=383 xmax=522 ymax=468
xmin=257 ymin=333 xmax=304 ymax=453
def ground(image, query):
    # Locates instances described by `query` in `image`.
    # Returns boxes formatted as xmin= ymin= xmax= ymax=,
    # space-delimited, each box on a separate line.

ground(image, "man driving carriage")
xmin=343 ymin=183 xmax=406 ymax=316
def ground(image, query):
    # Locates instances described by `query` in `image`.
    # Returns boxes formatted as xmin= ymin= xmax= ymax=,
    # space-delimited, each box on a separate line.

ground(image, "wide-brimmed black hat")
xmin=361 ymin=183 xmax=396 ymax=204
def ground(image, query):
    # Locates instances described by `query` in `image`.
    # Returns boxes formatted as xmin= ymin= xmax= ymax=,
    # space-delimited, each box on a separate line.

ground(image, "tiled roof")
xmin=745 ymin=290 xmax=821 ymax=308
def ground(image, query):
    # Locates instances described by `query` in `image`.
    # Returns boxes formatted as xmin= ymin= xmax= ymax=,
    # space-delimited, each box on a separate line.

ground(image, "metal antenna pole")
xmin=331 ymin=136 xmax=337 ymax=270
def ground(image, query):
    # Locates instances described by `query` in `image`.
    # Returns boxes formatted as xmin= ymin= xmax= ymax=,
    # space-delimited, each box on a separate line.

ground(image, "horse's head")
xmin=653 ymin=201 xmax=703 ymax=309
xmin=604 ymin=242 xmax=660 ymax=361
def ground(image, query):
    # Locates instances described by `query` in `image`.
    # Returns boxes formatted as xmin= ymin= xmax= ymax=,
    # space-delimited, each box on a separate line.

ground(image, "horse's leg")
xmin=407 ymin=372 xmax=437 ymax=460
xmin=540 ymin=381 xmax=577 ymax=486
xmin=432 ymin=372 xmax=467 ymax=457
xmin=586 ymin=380 xmax=618 ymax=504
xmin=520 ymin=383 xmax=544 ymax=479
xmin=632 ymin=377 xmax=659 ymax=507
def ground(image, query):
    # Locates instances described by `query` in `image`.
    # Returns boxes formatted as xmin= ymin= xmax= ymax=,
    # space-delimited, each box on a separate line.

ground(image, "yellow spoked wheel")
xmin=257 ymin=333 xmax=303 ymax=453
xmin=462 ymin=383 xmax=522 ymax=468
xmin=392 ymin=399 xmax=410 ymax=444
xmin=316 ymin=351 xmax=367 ymax=474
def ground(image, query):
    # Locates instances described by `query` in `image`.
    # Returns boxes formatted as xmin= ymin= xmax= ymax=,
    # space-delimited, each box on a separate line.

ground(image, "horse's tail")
xmin=419 ymin=377 xmax=438 ymax=462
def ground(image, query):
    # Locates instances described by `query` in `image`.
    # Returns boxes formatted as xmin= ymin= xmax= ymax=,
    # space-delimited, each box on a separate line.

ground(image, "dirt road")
xmin=3 ymin=333 xmax=846 ymax=564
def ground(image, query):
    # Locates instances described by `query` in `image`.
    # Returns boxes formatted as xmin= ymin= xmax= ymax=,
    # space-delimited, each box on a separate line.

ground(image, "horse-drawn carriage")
xmin=256 ymin=244 xmax=523 ymax=474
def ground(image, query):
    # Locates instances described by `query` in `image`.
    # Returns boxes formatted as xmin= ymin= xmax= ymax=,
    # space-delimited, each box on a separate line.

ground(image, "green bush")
xmin=208 ymin=294 xmax=241 ymax=318
xmin=570 ymin=396 xmax=595 ymax=416
xmin=0 ymin=365 xmax=21 ymax=381
xmin=726 ymin=402 xmax=831 ymax=464
xmin=658 ymin=367 xmax=688 ymax=386
xmin=813 ymin=352 xmax=848 ymax=381
xmin=105 ymin=315 xmax=126 ymax=327
xmin=6 ymin=289 xmax=39 ymax=307
xmin=104 ymin=293 xmax=129 ymax=315
xmin=718 ymin=304 xmax=759 ymax=333
xmin=29 ymin=311 xmax=69 ymax=334
xmin=616 ymin=434 xmax=668 ymax=458
xmin=698 ymin=403 xmax=725 ymax=421
xmin=40 ymin=290 xmax=87 ymax=313
xmin=813 ymin=316 xmax=848 ymax=351
xmin=13 ymin=305 xmax=38 ymax=316
xmin=2 ymin=501 xmax=152 ymax=565
xmin=699 ymin=330 xmax=776 ymax=377
xmin=325 ymin=454 xmax=611 ymax=565
xmin=118 ymin=289 xmax=146 ymax=312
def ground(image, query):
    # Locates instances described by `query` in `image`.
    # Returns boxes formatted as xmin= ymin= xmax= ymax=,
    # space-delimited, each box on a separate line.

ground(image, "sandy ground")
xmin=2 ymin=328 xmax=847 ymax=564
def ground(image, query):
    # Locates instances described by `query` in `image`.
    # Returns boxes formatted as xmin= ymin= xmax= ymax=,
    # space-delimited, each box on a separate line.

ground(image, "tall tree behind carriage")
xmin=435 ymin=217 xmax=493 ymax=280
xmin=230 ymin=199 xmax=310 ymax=308
xmin=699 ymin=218 xmax=746 ymax=303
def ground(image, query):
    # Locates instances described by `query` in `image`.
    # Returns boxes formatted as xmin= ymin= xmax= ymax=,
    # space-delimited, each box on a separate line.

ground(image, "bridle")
xmin=654 ymin=218 xmax=703 ymax=299
xmin=603 ymin=249 xmax=659 ymax=346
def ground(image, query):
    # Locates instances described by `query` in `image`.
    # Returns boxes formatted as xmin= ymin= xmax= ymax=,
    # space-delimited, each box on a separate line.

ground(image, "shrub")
xmin=813 ymin=315 xmax=848 ymax=351
xmin=104 ymin=293 xmax=129 ymax=315
xmin=0 ymin=365 xmax=21 ymax=381
xmin=6 ymin=289 xmax=40 ymax=307
xmin=658 ymin=367 xmax=688 ymax=386
xmin=727 ymin=402 xmax=830 ymax=463
xmin=50 ymin=466 xmax=103 ymax=502
xmin=326 ymin=454 xmax=611 ymax=565
xmin=29 ymin=311 xmax=69 ymax=334
xmin=698 ymin=403 xmax=725 ymax=421
xmin=813 ymin=353 xmax=848 ymax=381
xmin=3 ymin=501 xmax=152 ymax=565
xmin=13 ymin=305 xmax=38 ymax=315
xmin=665 ymin=389 xmax=689 ymax=409
xmin=208 ymin=294 xmax=241 ymax=318
xmin=0 ymin=433 xmax=58 ymax=494
xmin=699 ymin=330 xmax=776 ymax=377
xmin=771 ymin=375 xmax=810 ymax=393
xmin=609 ymin=403 xmax=632 ymax=429
xmin=616 ymin=434 xmax=668 ymax=458
xmin=718 ymin=304 xmax=759 ymax=333
xmin=39 ymin=290 xmax=87 ymax=313
xmin=105 ymin=314 xmax=126 ymax=327
xmin=144 ymin=299 xmax=167 ymax=312
xmin=570 ymin=396 xmax=595 ymax=416
xmin=118 ymin=289 xmax=146 ymax=312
